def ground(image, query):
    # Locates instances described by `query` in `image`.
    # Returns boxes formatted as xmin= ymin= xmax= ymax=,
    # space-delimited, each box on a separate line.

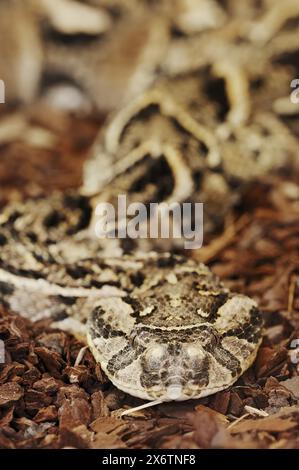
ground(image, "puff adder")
xmin=0 ymin=199 xmax=263 ymax=402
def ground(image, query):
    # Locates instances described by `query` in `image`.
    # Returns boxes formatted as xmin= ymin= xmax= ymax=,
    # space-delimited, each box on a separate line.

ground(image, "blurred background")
xmin=0 ymin=0 xmax=298 ymax=204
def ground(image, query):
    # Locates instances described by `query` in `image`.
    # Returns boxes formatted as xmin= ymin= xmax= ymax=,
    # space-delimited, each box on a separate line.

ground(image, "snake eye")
xmin=131 ymin=328 xmax=151 ymax=348
xmin=130 ymin=331 xmax=138 ymax=345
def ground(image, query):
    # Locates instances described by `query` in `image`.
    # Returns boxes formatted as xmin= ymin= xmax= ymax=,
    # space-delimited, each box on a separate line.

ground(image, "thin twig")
xmin=74 ymin=345 xmax=89 ymax=366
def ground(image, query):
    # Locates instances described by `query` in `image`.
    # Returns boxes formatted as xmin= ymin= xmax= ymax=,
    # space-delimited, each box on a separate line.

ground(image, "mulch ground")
xmin=0 ymin=106 xmax=299 ymax=449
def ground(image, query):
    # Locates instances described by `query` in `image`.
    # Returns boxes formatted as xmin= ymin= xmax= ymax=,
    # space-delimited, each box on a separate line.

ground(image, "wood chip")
xmin=230 ymin=416 xmax=298 ymax=434
xmin=0 ymin=383 xmax=23 ymax=406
